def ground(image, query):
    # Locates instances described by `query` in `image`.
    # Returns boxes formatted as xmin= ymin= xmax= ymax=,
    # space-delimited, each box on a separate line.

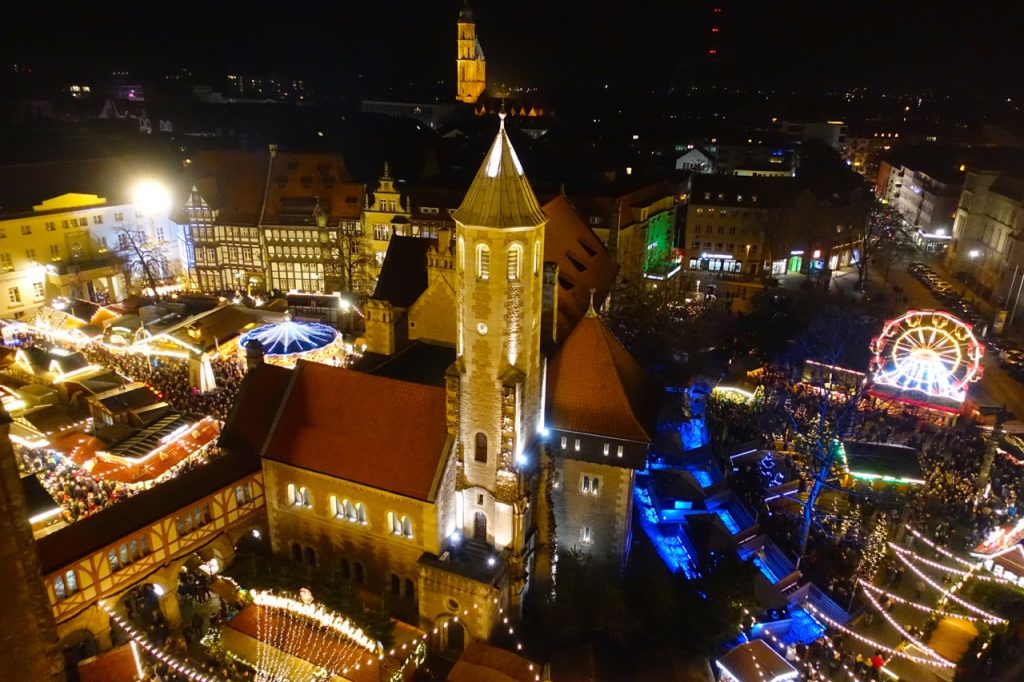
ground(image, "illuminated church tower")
xmin=456 ymin=3 xmax=486 ymax=104
xmin=452 ymin=114 xmax=545 ymax=602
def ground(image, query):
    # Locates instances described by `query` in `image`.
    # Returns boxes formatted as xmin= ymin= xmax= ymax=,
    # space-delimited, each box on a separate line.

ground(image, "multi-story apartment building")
xmin=684 ymin=175 xmax=794 ymax=276
xmin=947 ymin=169 xmax=1024 ymax=306
xmin=877 ymin=148 xmax=963 ymax=240
xmin=183 ymin=149 xmax=364 ymax=295
xmin=776 ymin=120 xmax=849 ymax=153
xmin=569 ymin=181 xmax=681 ymax=281
xmin=683 ymin=174 xmax=870 ymax=278
xmin=0 ymin=158 xmax=184 ymax=317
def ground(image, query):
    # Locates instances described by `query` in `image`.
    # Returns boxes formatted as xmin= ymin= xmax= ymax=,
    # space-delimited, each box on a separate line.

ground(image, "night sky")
xmin=4 ymin=0 xmax=1021 ymax=95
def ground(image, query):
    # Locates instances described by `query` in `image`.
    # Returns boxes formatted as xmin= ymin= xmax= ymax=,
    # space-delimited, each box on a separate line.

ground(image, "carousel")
xmin=236 ymin=317 xmax=344 ymax=368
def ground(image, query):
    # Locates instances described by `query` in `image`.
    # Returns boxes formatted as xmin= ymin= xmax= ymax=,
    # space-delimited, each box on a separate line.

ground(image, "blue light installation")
xmin=238 ymin=320 xmax=339 ymax=358
xmin=634 ymin=484 xmax=699 ymax=579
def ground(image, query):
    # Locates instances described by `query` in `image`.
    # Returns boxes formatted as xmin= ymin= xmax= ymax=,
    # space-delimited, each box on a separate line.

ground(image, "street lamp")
xmin=129 ymin=180 xmax=173 ymax=300
xmin=131 ymin=180 xmax=172 ymax=216
xmin=969 ymin=249 xmax=981 ymax=259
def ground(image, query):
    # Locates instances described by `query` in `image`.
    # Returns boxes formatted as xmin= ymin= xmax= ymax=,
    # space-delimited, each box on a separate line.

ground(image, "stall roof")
xmin=842 ymin=441 xmax=924 ymax=484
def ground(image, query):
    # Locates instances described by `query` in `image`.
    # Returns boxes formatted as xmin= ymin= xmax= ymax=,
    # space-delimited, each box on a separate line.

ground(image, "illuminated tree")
xmin=334 ymin=221 xmax=375 ymax=299
xmin=758 ymin=307 xmax=875 ymax=564
xmin=113 ymin=226 xmax=176 ymax=299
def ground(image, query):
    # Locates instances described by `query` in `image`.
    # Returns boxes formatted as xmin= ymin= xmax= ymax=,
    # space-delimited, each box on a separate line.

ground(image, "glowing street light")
xmin=132 ymin=179 xmax=172 ymax=215
xmin=968 ymin=249 xmax=981 ymax=259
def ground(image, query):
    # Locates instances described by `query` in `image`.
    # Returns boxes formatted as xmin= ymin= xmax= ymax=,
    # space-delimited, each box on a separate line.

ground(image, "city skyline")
xmin=4 ymin=1 xmax=1022 ymax=97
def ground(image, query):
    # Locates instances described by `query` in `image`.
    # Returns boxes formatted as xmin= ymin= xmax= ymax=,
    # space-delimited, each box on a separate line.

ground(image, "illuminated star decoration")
xmin=238 ymin=320 xmax=339 ymax=358
xmin=869 ymin=310 xmax=983 ymax=403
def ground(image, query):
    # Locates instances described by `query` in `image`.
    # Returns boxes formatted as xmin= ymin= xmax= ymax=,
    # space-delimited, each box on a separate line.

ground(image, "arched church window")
xmin=474 ymin=432 xmax=487 ymax=463
xmin=507 ymin=244 xmax=522 ymax=281
xmin=476 ymin=243 xmax=490 ymax=280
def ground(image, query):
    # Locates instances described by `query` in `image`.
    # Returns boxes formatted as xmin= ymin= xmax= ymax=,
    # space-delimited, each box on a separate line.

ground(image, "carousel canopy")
xmin=237 ymin=320 xmax=338 ymax=358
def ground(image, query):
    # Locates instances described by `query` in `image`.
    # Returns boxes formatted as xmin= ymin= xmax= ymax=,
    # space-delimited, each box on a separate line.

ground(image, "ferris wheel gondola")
xmin=869 ymin=310 xmax=984 ymax=404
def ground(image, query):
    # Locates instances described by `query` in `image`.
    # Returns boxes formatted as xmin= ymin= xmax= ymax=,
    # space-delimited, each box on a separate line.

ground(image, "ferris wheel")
xmin=869 ymin=310 xmax=984 ymax=403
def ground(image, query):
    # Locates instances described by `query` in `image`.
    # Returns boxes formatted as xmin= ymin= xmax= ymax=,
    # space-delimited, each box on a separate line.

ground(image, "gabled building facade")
xmin=182 ymin=149 xmax=364 ymax=295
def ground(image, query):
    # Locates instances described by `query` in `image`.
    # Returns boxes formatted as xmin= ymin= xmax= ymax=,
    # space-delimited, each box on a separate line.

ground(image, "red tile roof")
xmin=190 ymin=150 xmax=362 ymax=226
xmin=220 ymin=363 xmax=294 ymax=455
xmin=447 ymin=642 xmax=539 ymax=682
xmin=191 ymin=150 xmax=269 ymax=225
xmin=264 ymin=152 xmax=363 ymax=223
xmin=262 ymin=361 xmax=450 ymax=501
xmin=77 ymin=644 xmax=138 ymax=682
xmin=546 ymin=315 xmax=656 ymax=442
xmin=542 ymin=195 xmax=618 ymax=340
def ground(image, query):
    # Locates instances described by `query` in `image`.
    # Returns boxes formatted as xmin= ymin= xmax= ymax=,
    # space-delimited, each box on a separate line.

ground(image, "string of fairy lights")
xmin=250 ymin=591 xmax=379 ymax=680
xmin=103 ymin=577 xmax=540 ymax=682
xmin=803 ymin=602 xmax=955 ymax=668
xmin=857 ymin=581 xmax=984 ymax=623
xmin=890 ymin=543 xmax=1017 ymax=586
xmin=904 ymin=525 xmax=977 ymax=567
xmin=857 ymin=583 xmax=953 ymax=666
xmin=740 ymin=607 xmax=863 ymax=682
xmin=101 ymin=602 xmax=223 ymax=682
xmin=775 ymin=525 xmax=1017 ymax=678
xmin=888 ymin=544 xmax=1007 ymax=624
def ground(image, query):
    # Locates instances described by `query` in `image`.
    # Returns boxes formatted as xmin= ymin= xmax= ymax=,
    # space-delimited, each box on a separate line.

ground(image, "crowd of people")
xmin=24 ymin=448 xmax=132 ymax=523
xmin=121 ymin=573 xmax=254 ymax=682
xmin=708 ymin=358 xmax=1024 ymax=679
xmin=78 ymin=344 xmax=245 ymax=421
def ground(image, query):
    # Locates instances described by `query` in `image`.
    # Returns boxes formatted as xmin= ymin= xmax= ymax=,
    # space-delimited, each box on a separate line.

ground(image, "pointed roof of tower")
xmin=546 ymin=315 xmax=657 ymax=443
xmin=453 ymin=114 xmax=547 ymax=228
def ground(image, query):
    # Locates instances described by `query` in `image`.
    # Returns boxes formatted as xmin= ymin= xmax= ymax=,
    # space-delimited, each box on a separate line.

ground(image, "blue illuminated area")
xmin=752 ymin=556 xmax=779 ymax=583
xmin=748 ymin=607 xmax=825 ymax=647
xmin=686 ymin=466 xmax=716 ymax=489
xmin=679 ymin=418 xmax=708 ymax=451
xmin=634 ymin=485 xmax=699 ymax=579
xmin=739 ymin=543 xmax=796 ymax=586
xmin=716 ymin=509 xmax=740 ymax=535
xmin=238 ymin=320 xmax=339 ymax=357
xmin=786 ymin=607 xmax=825 ymax=644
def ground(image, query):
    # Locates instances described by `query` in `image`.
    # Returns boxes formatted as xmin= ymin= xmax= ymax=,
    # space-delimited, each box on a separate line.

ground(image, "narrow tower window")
xmin=476 ymin=243 xmax=490 ymax=279
xmin=507 ymin=244 xmax=522 ymax=281
xmin=534 ymin=239 xmax=541 ymax=275
xmin=474 ymin=432 xmax=488 ymax=463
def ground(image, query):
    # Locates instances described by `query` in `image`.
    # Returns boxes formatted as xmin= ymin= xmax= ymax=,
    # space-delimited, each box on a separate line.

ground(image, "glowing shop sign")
xmin=869 ymin=310 xmax=983 ymax=403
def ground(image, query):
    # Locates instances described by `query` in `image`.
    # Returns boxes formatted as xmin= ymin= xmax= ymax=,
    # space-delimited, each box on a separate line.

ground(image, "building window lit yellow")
xmin=476 ymin=243 xmax=490 ymax=280
xmin=507 ymin=244 xmax=522 ymax=281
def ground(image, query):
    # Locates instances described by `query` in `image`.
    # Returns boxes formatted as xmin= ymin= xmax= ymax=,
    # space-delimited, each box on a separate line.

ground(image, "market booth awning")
xmin=717 ymin=639 xmax=798 ymax=682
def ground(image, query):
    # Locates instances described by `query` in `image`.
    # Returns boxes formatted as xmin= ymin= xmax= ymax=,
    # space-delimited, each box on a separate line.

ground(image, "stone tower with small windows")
xmin=456 ymin=3 xmax=487 ymax=104
xmin=452 ymin=113 xmax=545 ymax=606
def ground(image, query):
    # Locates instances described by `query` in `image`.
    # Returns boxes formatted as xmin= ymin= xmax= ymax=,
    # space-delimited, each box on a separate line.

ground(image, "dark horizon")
xmin=4 ymin=0 xmax=1022 ymax=97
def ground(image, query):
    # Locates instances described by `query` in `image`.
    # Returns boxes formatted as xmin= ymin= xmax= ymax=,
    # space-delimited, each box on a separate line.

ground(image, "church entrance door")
xmin=473 ymin=512 xmax=487 ymax=542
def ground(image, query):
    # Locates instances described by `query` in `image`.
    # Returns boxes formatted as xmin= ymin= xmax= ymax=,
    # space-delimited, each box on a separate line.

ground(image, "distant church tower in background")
xmin=456 ymin=2 xmax=486 ymax=103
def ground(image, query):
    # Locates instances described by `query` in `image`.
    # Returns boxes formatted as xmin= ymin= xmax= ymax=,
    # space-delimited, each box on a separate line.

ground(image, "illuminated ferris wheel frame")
xmin=869 ymin=309 xmax=984 ymax=404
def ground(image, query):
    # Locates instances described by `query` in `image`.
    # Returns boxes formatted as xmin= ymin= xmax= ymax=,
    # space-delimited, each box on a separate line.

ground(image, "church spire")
xmin=586 ymin=288 xmax=598 ymax=317
xmin=453 ymin=115 xmax=546 ymax=228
